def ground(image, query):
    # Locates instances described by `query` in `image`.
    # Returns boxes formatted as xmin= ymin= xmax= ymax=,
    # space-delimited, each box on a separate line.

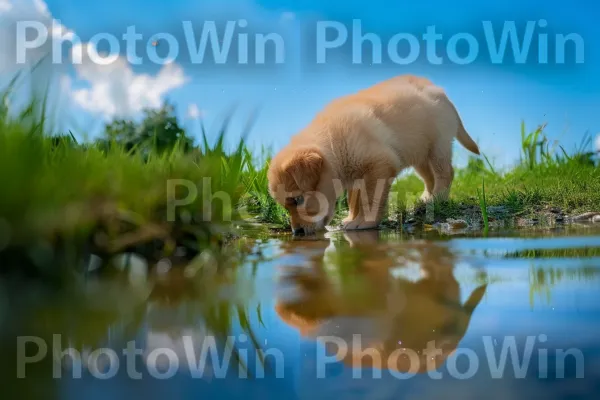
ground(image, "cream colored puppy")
xmin=268 ymin=75 xmax=480 ymax=235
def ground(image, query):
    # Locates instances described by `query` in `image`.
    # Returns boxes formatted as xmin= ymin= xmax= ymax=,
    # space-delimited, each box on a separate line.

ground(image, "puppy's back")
xmin=296 ymin=75 xmax=463 ymax=156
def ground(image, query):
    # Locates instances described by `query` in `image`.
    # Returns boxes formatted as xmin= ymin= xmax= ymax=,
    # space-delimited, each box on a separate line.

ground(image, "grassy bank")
xmin=386 ymin=124 xmax=600 ymax=229
xmin=1 ymin=78 xmax=599 ymax=280
xmin=0 ymin=89 xmax=258 ymax=280
xmin=247 ymin=122 xmax=600 ymax=231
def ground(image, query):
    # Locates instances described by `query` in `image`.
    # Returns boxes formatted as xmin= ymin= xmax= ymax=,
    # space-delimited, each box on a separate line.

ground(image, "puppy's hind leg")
xmin=429 ymin=144 xmax=455 ymax=201
xmin=414 ymin=162 xmax=435 ymax=203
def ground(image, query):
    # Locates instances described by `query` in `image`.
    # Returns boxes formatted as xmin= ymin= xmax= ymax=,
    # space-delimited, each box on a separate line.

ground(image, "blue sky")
xmin=2 ymin=0 xmax=600 ymax=168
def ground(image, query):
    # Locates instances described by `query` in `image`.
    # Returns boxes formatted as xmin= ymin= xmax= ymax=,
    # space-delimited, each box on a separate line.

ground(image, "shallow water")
xmin=3 ymin=225 xmax=600 ymax=399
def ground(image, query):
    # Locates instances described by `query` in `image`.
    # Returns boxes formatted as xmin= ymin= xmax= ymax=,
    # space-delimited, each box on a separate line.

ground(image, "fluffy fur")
xmin=268 ymin=75 xmax=480 ymax=234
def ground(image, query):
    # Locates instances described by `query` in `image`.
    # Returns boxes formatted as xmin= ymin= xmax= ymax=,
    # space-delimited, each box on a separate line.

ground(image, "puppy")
xmin=268 ymin=75 xmax=480 ymax=235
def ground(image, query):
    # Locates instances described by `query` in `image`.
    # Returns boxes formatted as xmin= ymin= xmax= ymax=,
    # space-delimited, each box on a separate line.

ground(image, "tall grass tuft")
xmin=477 ymin=178 xmax=489 ymax=234
xmin=239 ymin=149 xmax=290 ymax=228
xmin=0 ymin=80 xmax=257 ymax=280
xmin=520 ymin=121 xmax=547 ymax=170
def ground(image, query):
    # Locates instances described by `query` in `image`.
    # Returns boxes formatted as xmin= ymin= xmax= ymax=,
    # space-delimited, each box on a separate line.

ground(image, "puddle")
xmin=2 ymin=226 xmax=600 ymax=399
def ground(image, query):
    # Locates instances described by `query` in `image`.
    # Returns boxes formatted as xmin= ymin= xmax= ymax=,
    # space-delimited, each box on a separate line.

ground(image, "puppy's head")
xmin=268 ymin=145 xmax=337 ymax=235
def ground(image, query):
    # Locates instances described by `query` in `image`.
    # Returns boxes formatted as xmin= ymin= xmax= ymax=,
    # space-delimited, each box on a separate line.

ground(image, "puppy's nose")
xmin=292 ymin=227 xmax=305 ymax=236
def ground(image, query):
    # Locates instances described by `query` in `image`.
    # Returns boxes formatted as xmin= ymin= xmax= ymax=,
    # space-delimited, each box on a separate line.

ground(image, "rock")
xmin=593 ymin=215 xmax=600 ymax=223
xmin=549 ymin=207 xmax=561 ymax=214
xmin=571 ymin=212 xmax=600 ymax=222
xmin=445 ymin=219 xmax=469 ymax=230
xmin=488 ymin=206 xmax=508 ymax=214
xmin=86 ymin=254 xmax=103 ymax=272
xmin=518 ymin=218 xmax=538 ymax=227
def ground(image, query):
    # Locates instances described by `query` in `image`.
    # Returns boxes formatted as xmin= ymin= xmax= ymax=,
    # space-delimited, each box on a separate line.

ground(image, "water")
xmin=3 ymin=225 xmax=600 ymax=399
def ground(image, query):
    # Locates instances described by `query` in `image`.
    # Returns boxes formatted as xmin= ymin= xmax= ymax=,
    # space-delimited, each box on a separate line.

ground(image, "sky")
xmin=1 ymin=0 xmax=599 ymax=169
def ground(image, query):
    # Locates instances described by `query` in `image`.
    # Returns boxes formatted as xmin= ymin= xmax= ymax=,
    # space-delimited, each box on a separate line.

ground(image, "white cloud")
xmin=0 ymin=0 xmax=12 ymax=13
xmin=1 ymin=0 xmax=188 ymax=121
xmin=0 ymin=0 xmax=74 ymax=76
xmin=32 ymin=0 xmax=48 ymax=15
xmin=70 ymin=51 xmax=187 ymax=118
xmin=186 ymin=103 xmax=204 ymax=119
xmin=30 ymin=0 xmax=74 ymax=39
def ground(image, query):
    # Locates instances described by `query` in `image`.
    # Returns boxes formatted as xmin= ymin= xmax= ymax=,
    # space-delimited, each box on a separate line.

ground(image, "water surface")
xmin=3 ymin=225 xmax=600 ymax=399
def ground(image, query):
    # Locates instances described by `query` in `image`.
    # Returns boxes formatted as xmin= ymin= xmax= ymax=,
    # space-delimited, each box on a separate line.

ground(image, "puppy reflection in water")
xmin=275 ymin=230 xmax=487 ymax=374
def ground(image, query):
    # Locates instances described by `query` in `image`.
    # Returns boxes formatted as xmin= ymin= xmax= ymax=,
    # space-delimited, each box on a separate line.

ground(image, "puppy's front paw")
xmin=342 ymin=218 xmax=379 ymax=231
xmin=341 ymin=215 xmax=355 ymax=226
xmin=420 ymin=191 xmax=433 ymax=203
xmin=342 ymin=218 xmax=361 ymax=230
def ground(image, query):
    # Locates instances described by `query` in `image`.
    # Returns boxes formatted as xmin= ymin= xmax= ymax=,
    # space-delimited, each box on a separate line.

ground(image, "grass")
xmin=477 ymin=178 xmax=489 ymax=234
xmin=387 ymin=123 xmax=600 ymax=228
xmin=1 ymin=71 xmax=599 ymax=282
xmin=240 ymin=121 xmax=599 ymax=231
xmin=0 ymin=84 xmax=259 ymax=281
xmin=238 ymin=151 xmax=290 ymax=228
xmin=232 ymin=124 xmax=598 ymax=232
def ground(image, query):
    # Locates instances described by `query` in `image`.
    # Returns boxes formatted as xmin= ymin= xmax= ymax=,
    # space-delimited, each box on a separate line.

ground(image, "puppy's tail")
xmin=456 ymin=118 xmax=480 ymax=155
xmin=439 ymin=93 xmax=480 ymax=155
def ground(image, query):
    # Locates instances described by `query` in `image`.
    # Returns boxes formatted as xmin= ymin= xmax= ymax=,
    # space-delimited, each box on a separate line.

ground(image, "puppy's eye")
xmin=285 ymin=195 xmax=304 ymax=207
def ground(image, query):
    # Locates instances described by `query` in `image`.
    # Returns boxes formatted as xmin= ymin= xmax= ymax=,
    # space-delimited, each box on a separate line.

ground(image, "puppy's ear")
xmin=283 ymin=147 xmax=323 ymax=191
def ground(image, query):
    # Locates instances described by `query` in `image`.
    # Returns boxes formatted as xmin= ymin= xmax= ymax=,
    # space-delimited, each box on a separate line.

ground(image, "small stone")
xmin=593 ymin=215 xmax=600 ymax=223
xmin=86 ymin=255 xmax=103 ymax=272
xmin=446 ymin=219 xmax=468 ymax=229
xmin=488 ymin=206 xmax=508 ymax=214
xmin=175 ymin=246 xmax=187 ymax=257
xmin=156 ymin=259 xmax=172 ymax=275
xmin=572 ymin=212 xmax=600 ymax=222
